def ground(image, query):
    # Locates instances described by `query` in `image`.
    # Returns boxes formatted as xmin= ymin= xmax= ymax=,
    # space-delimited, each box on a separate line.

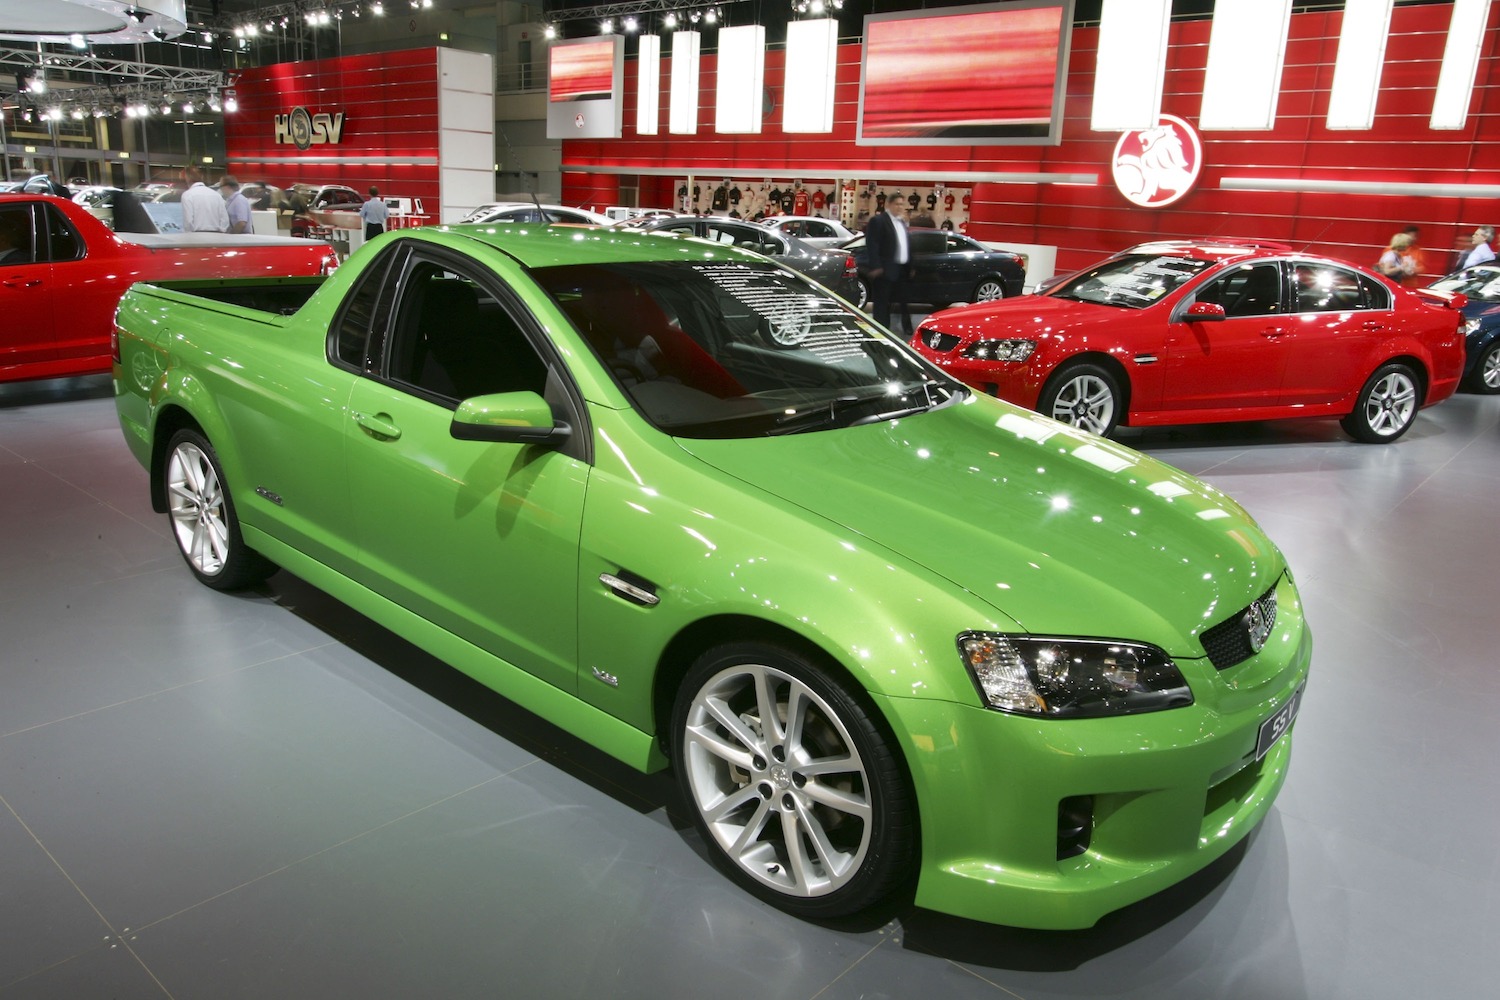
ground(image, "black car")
xmin=627 ymin=216 xmax=861 ymax=304
xmin=839 ymin=228 xmax=1026 ymax=309
xmin=1428 ymin=263 xmax=1500 ymax=392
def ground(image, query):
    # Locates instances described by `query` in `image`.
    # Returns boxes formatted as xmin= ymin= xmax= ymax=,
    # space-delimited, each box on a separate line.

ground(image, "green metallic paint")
xmin=112 ymin=225 xmax=1313 ymax=929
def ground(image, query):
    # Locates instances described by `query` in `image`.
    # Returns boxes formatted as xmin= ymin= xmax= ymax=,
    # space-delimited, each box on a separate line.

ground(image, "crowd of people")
xmin=1377 ymin=223 xmax=1494 ymax=285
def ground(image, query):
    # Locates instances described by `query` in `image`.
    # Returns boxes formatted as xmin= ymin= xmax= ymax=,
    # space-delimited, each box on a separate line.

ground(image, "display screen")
xmin=549 ymin=39 xmax=617 ymax=102
xmin=858 ymin=0 xmax=1072 ymax=145
xmin=546 ymin=36 xmax=624 ymax=138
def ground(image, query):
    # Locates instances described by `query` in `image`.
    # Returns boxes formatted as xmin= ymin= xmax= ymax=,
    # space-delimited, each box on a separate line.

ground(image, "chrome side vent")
xmin=600 ymin=571 xmax=660 ymax=607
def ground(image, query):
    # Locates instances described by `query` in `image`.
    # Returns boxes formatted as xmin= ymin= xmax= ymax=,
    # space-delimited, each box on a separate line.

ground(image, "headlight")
xmin=961 ymin=338 xmax=1035 ymax=362
xmin=958 ymin=633 xmax=1193 ymax=718
xmin=1462 ymin=317 xmax=1482 ymax=336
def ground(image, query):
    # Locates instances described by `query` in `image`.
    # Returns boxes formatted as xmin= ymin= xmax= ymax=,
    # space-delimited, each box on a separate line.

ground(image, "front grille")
xmin=920 ymin=330 xmax=961 ymax=353
xmin=1200 ymin=581 xmax=1279 ymax=670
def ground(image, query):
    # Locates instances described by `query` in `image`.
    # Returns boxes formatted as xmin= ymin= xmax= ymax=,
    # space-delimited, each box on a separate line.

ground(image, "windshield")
xmin=1430 ymin=266 xmax=1500 ymax=301
xmin=1051 ymin=253 xmax=1214 ymax=309
xmin=533 ymin=259 xmax=963 ymax=438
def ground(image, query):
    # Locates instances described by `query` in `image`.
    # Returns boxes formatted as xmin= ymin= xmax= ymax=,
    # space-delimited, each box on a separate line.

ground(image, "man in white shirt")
xmin=1459 ymin=226 xmax=1496 ymax=270
xmin=180 ymin=167 xmax=229 ymax=233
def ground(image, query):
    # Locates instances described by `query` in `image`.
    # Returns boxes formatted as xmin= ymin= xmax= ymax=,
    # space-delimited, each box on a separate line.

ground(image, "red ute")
xmin=911 ymin=239 xmax=1468 ymax=443
xmin=1 ymin=193 xmax=339 ymax=384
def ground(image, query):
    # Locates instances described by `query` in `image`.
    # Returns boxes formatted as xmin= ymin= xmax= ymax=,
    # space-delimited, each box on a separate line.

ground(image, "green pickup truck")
xmin=113 ymin=224 xmax=1310 ymax=930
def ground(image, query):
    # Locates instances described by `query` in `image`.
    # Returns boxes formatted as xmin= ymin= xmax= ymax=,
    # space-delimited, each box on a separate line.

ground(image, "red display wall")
xmin=223 ymin=48 xmax=442 ymax=211
xmin=563 ymin=4 xmax=1500 ymax=279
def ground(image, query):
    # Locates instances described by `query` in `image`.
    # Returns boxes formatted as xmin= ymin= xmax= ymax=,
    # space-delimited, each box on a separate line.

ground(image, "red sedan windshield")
xmin=1052 ymin=253 xmax=1214 ymax=309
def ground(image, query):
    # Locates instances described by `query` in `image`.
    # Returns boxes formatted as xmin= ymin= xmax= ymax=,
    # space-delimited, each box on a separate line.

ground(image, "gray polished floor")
xmin=1 ymin=374 xmax=1496 ymax=1000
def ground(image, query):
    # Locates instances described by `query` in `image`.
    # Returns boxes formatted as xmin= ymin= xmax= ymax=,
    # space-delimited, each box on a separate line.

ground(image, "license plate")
xmin=1255 ymin=683 xmax=1305 ymax=760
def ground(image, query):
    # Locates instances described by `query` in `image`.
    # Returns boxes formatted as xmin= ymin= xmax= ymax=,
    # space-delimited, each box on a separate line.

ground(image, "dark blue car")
xmin=1429 ymin=264 xmax=1500 ymax=393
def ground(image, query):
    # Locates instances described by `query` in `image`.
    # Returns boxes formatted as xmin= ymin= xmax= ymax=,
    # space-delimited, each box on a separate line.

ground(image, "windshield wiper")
xmin=768 ymin=381 xmax=959 ymax=435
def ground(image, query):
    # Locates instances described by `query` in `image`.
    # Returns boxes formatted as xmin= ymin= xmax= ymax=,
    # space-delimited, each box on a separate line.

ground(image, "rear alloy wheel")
xmin=673 ymin=643 xmax=914 ymax=919
xmin=1467 ymin=341 xmax=1500 ymax=394
xmin=854 ymin=278 xmax=870 ymax=309
xmin=163 ymin=429 xmax=275 ymax=590
xmin=1039 ymin=363 xmax=1123 ymax=437
xmin=1341 ymin=362 xmax=1420 ymax=443
xmin=973 ymin=277 xmax=1006 ymax=302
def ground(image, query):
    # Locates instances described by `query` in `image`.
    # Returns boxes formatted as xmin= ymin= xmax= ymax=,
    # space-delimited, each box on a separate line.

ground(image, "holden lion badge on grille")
xmin=1242 ymin=590 xmax=1278 ymax=652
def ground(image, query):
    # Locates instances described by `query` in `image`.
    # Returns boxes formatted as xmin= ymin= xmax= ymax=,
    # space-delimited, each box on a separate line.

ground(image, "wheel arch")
xmin=1367 ymin=353 xmax=1429 ymax=405
xmin=147 ymin=404 xmax=207 ymax=512
xmin=651 ymin=615 xmax=895 ymax=761
xmin=1039 ymin=352 xmax=1134 ymax=422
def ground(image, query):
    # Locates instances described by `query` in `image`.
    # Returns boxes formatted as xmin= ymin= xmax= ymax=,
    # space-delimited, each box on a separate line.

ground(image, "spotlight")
xmin=371 ymin=1 xmax=384 ymax=13
xmin=224 ymin=96 xmax=238 ymax=113
xmin=623 ymin=16 xmax=637 ymax=32
xmin=601 ymin=18 xmax=614 ymax=33
xmin=71 ymin=108 xmax=85 ymax=119
xmin=183 ymin=101 xmax=194 ymax=113
xmin=69 ymin=33 xmax=86 ymax=48
xmin=704 ymin=7 xmax=717 ymax=23
xmin=543 ymin=23 xmax=555 ymax=38
xmin=664 ymin=12 xmax=677 ymax=28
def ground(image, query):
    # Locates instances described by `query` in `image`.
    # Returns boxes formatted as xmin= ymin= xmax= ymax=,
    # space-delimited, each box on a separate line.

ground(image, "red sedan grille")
xmin=920 ymin=330 xmax=962 ymax=353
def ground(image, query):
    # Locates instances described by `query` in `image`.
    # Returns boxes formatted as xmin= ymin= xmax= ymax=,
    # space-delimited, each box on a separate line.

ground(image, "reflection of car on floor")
xmin=627 ymin=215 xmax=861 ymax=303
xmin=837 ymin=228 xmax=1026 ymax=309
xmin=910 ymin=239 xmax=1468 ymax=443
xmin=1427 ymin=263 xmax=1500 ymax=393
xmin=112 ymin=224 xmax=1311 ymax=931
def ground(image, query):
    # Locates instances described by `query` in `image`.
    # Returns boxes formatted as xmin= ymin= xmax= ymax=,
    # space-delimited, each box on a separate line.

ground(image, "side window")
xmin=807 ymin=222 xmax=835 ymax=240
xmin=1195 ymin=262 xmax=1283 ymax=317
xmin=331 ymin=251 xmax=397 ymax=371
xmin=41 ymin=205 xmax=82 ymax=262
xmin=1358 ymin=272 xmax=1392 ymax=309
xmin=0 ymin=204 xmax=35 ymax=266
xmin=910 ymin=232 xmax=946 ymax=256
xmin=1294 ymin=262 xmax=1366 ymax=312
xmin=384 ymin=258 xmax=549 ymax=403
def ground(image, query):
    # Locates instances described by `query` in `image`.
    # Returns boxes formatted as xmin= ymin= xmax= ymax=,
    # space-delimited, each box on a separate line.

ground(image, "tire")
xmin=1340 ymin=362 xmax=1421 ymax=443
xmin=973 ymin=277 xmax=1006 ymax=302
xmin=672 ymin=642 xmax=915 ymax=919
xmin=1038 ymin=362 xmax=1124 ymax=437
xmin=1465 ymin=341 xmax=1500 ymax=394
xmin=162 ymin=429 xmax=275 ymax=590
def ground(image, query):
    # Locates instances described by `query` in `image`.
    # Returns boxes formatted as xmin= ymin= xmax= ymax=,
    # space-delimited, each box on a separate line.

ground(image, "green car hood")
xmin=675 ymin=397 xmax=1282 ymax=656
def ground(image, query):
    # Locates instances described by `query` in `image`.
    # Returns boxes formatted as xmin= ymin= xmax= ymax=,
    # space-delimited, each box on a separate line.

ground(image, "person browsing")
xmin=221 ymin=176 xmax=252 ymax=234
xmin=180 ymin=167 xmax=229 ymax=233
xmin=360 ymin=187 xmax=390 ymax=241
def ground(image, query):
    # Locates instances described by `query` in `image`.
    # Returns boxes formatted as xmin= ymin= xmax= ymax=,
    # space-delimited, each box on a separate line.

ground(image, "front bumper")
xmin=910 ymin=342 xmax=1046 ymax=408
xmin=878 ymin=585 xmax=1312 ymax=930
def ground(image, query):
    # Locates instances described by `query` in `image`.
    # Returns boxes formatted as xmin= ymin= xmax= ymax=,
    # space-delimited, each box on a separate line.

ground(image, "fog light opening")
xmin=1057 ymin=795 xmax=1094 ymax=860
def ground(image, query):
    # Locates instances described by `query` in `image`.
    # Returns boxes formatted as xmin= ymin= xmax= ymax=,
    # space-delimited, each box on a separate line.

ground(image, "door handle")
xmin=1260 ymin=327 xmax=1286 ymax=339
xmin=1362 ymin=320 xmax=1384 ymax=331
xmin=352 ymin=411 xmax=402 ymax=440
xmin=1 ymin=278 xmax=42 ymax=289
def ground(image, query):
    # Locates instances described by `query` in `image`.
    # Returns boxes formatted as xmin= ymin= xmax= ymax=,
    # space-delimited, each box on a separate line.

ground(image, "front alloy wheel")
xmin=673 ymin=643 xmax=913 ymax=918
xmin=1341 ymin=362 xmax=1420 ymax=442
xmin=1039 ymin=363 xmax=1123 ymax=437
xmin=163 ymin=429 xmax=275 ymax=590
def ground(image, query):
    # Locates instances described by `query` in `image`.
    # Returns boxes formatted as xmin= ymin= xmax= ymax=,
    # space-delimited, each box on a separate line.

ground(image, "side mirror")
xmin=1183 ymin=301 xmax=1227 ymax=322
xmin=450 ymin=391 xmax=571 ymax=445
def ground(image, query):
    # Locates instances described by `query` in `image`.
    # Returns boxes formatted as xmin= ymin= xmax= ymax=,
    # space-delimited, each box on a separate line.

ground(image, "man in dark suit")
xmin=864 ymin=206 xmax=913 ymax=335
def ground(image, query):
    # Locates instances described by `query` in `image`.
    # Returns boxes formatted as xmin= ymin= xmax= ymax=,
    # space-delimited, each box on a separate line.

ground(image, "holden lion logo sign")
xmin=1111 ymin=114 xmax=1202 ymax=208
xmin=273 ymin=107 xmax=346 ymax=150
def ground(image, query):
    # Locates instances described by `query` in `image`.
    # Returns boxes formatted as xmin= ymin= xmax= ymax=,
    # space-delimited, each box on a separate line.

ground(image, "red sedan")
xmin=910 ymin=239 xmax=1468 ymax=443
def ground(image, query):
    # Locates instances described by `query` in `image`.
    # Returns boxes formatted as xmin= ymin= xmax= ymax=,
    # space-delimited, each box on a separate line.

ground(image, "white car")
xmin=458 ymin=202 xmax=611 ymax=226
xmin=759 ymin=215 xmax=857 ymax=249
